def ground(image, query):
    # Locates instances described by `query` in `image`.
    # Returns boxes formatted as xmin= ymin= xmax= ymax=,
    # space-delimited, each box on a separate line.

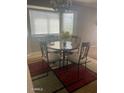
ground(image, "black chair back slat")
xmin=78 ymin=42 xmax=90 ymax=64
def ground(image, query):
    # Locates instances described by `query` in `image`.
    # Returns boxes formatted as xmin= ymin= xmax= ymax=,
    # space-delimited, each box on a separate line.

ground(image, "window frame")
xmin=27 ymin=7 xmax=77 ymax=38
xmin=28 ymin=8 xmax=61 ymax=37
xmin=62 ymin=12 xmax=74 ymax=35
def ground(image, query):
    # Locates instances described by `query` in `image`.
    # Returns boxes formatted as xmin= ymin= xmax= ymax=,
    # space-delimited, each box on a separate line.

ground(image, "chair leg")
xmin=85 ymin=62 xmax=86 ymax=70
xmin=66 ymin=57 xmax=68 ymax=65
xmin=65 ymin=58 xmax=69 ymax=70
xmin=59 ymin=60 xmax=61 ymax=68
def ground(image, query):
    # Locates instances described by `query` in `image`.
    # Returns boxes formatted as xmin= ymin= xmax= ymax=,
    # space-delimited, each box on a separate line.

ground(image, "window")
xmin=29 ymin=9 xmax=75 ymax=36
xmin=62 ymin=13 xmax=74 ymax=34
xmin=29 ymin=10 xmax=60 ymax=35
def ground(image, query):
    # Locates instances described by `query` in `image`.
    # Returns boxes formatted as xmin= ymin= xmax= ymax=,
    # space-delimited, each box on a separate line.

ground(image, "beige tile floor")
xmin=32 ymin=58 xmax=97 ymax=93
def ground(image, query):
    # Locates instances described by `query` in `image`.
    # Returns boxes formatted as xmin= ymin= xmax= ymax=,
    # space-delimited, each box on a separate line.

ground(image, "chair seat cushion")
xmin=68 ymin=53 xmax=87 ymax=64
xmin=68 ymin=53 xmax=79 ymax=63
xmin=43 ymin=53 xmax=60 ymax=63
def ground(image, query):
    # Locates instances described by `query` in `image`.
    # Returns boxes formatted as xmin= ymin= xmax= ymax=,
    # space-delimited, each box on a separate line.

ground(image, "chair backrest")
xmin=78 ymin=42 xmax=90 ymax=64
xmin=40 ymin=40 xmax=57 ymax=65
xmin=40 ymin=41 xmax=48 ymax=62
xmin=71 ymin=36 xmax=81 ymax=46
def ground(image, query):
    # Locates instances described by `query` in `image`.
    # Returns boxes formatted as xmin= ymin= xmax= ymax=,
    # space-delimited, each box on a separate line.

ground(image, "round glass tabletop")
xmin=47 ymin=40 xmax=78 ymax=51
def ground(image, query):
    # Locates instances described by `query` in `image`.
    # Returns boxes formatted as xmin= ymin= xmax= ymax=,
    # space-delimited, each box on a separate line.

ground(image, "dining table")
xmin=47 ymin=40 xmax=79 ymax=67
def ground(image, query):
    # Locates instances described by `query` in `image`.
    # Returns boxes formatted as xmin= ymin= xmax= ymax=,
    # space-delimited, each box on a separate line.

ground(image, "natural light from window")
xmin=63 ymin=13 xmax=74 ymax=35
xmin=29 ymin=10 xmax=60 ymax=35
xmin=29 ymin=10 xmax=74 ymax=36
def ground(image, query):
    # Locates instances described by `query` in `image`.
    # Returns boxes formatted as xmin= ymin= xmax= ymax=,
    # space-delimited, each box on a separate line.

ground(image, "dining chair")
xmin=67 ymin=36 xmax=81 ymax=55
xmin=40 ymin=41 xmax=61 ymax=69
xmin=67 ymin=42 xmax=90 ymax=68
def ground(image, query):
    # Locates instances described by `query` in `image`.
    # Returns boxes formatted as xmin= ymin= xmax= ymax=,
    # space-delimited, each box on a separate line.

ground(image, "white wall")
xmin=74 ymin=6 xmax=97 ymax=58
xmin=76 ymin=6 xmax=97 ymax=45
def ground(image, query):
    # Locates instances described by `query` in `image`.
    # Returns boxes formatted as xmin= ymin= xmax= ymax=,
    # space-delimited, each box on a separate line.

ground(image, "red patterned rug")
xmin=53 ymin=64 xmax=97 ymax=93
xmin=28 ymin=61 xmax=50 ymax=77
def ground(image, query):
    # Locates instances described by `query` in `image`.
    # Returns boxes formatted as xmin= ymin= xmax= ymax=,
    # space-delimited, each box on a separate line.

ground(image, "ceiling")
xmin=73 ymin=0 xmax=96 ymax=3
xmin=72 ymin=0 xmax=97 ymax=8
xmin=27 ymin=0 xmax=97 ymax=8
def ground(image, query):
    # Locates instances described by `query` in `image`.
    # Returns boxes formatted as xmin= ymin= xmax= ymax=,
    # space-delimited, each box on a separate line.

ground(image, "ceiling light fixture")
xmin=50 ymin=0 xmax=72 ymax=11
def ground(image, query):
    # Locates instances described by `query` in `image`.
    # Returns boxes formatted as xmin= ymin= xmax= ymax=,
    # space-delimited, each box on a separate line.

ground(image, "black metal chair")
xmin=67 ymin=42 xmax=90 ymax=68
xmin=62 ymin=36 xmax=81 ymax=65
xmin=68 ymin=35 xmax=81 ymax=54
xmin=40 ymin=41 xmax=61 ymax=69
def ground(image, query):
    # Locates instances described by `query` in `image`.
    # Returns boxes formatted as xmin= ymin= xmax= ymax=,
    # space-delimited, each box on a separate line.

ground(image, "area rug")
xmin=28 ymin=61 xmax=50 ymax=77
xmin=53 ymin=64 xmax=97 ymax=93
